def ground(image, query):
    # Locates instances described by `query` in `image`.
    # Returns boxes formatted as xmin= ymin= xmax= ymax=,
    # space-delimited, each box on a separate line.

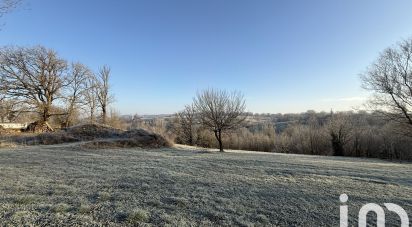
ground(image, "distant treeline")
xmin=122 ymin=110 xmax=412 ymax=161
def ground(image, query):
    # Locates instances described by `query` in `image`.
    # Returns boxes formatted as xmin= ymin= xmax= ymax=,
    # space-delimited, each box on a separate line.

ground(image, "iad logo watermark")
xmin=340 ymin=194 xmax=409 ymax=227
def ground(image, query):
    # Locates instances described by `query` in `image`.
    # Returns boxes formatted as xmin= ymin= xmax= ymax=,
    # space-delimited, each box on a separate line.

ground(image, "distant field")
xmin=0 ymin=144 xmax=410 ymax=226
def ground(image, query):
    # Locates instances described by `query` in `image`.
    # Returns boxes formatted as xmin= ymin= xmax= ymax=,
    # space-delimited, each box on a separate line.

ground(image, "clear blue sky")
xmin=1 ymin=0 xmax=412 ymax=114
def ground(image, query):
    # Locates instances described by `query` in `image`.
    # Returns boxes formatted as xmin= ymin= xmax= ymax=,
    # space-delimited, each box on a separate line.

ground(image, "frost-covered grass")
xmin=0 ymin=144 xmax=411 ymax=226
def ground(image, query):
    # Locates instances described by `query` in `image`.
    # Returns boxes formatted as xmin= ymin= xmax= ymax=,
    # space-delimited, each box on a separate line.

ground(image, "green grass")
xmin=0 ymin=143 xmax=410 ymax=226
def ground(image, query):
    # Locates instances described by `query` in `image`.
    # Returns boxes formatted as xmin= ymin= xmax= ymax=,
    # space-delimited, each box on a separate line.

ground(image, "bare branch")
xmin=0 ymin=0 xmax=21 ymax=18
xmin=361 ymin=37 xmax=412 ymax=135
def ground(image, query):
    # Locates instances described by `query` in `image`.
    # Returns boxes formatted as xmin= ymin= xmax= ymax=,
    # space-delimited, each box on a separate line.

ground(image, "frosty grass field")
xmin=0 ymin=143 xmax=410 ymax=226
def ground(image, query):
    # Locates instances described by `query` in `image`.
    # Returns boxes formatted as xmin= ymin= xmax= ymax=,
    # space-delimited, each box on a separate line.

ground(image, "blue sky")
xmin=1 ymin=0 xmax=412 ymax=114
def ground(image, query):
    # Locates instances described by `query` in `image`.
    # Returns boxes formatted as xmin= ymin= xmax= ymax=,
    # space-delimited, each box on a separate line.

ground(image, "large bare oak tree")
xmin=193 ymin=88 xmax=247 ymax=152
xmin=0 ymin=46 xmax=68 ymax=123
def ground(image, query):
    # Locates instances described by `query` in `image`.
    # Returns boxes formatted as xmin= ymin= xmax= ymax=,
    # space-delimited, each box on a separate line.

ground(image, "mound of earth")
xmin=67 ymin=124 xmax=171 ymax=149
xmin=122 ymin=128 xmax=159 ymax=138
xmin=34 ymin=132 xmax=80 ymax=145
xmin=66 ymin=124 xmax=124 ymax=140
xmin=122 ymin=129 xmax=171 ymax=147
xmin=24 ymin=133 xmax=79 ymax=146
xmin=25 ymin=121 xmax=54 ymax=133
xmin=2 ymin=123 xmax=171 ymax=149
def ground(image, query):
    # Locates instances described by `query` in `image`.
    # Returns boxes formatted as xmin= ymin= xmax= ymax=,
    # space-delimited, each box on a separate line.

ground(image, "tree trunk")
xmin=309 ymin=135 xmax=314 ymax=155
xmin=331 ymin=133 xmax=344 ymax=156
xmin=188 ymin=128 xmax=193 ymax=146
xmin=102 ymin=105 xmax=107 ymax=124
xmin=64 ymin=105 xmax=74 ymax=128
xmin=89 ymin=106 xmax=95 ymax=123
xmin=42 ymin=105 xmax=51 ymax=123
xmin=214 ymin=129 xmax=224 ymax=152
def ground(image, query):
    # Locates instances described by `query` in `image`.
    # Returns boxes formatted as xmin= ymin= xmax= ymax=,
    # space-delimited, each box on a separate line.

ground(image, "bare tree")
xmin=328 ymin=112 xmax=352 ymax=156
xmin=84 ymin=74 xmax=98 ymax=123
xmin=193 ymin=88 xmax=247 ymax=152
xmin=62 ymin=63 xmax=92 ymax=127
xmin=129 ymin=114 xmax=142 ymax=129
xmin=361 ymin=37 xmax=412 ymax=135
xmin=0 ymin=46 xmax=68 ymax=124
xmin=307 ymin=115 xmax=327 ymax=155
xmin=176 ymin=104 xmax=197 ymax=145
xmin=96 ymin=65 xmax=113 ymax=124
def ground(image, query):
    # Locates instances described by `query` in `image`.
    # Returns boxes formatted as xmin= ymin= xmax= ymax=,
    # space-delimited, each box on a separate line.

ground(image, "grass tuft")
xmin=14 ymin=196 xmax=37 ymax=205
xmin=127 ymin=209 xmax=150 ymax=224
xmin=78 ymin=204 xmax=92 ymax=214
xmin=97 ymin=192 xmax=111 ymax=202
xmin=52 ymin=203 xmax=71 ymax=213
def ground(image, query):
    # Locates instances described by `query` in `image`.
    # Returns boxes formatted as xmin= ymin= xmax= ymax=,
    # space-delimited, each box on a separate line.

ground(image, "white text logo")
xmin=340 ymin=194 xmax=409 ymax=227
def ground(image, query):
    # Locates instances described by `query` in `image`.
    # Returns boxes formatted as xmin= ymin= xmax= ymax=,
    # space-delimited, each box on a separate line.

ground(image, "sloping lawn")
xmin=0 ymin=144 xmax=411 ymax=226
